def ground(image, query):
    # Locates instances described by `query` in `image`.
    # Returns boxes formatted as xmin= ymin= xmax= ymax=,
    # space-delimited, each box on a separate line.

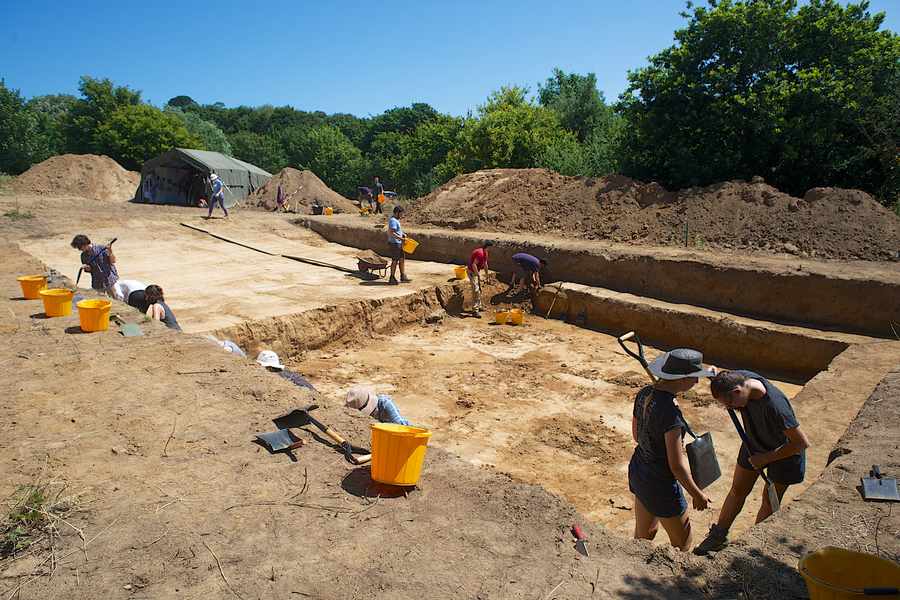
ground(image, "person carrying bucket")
xmin=467 ymin=240 xmax=494 ymax=316
xmin=373 ymin=176 xmax=385 ymax=214
xmin=71 ymin=234 xmax=118 ymax=296
xmin=207 ymin=173 xmax=228 ymax=218
xmin=629 ymin=348 xmax=714 ymax=551
xmin=693 ymin=370 xmax=810 ymax=556
xmin=345 ymin=385 xmax=410 ymax=425
xmin=387 ymin=205 xmax=411 ymax=285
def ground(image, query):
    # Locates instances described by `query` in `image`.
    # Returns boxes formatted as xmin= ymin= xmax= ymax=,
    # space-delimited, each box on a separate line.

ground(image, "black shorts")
xmin=628 ymin=456 xmax=687 ymax=518
xmin=388 ymin=243 xmax=403 ymax=260
xmin=738 ymin=445 xmax=805 ymax=485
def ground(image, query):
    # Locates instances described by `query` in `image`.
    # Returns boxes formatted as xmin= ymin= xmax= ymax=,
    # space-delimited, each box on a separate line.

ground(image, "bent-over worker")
xmin=256 ymin=350 xmax=316 ymax=391
xmin=510 ymin=252 xmax=546 ymax=294
xmin=71 ymin=234 xmax=118 ymax=296
xmin=143 ymin=284 xmax=182 ymax=331
xmin=345 ymin=385 xmax=410 ymax=425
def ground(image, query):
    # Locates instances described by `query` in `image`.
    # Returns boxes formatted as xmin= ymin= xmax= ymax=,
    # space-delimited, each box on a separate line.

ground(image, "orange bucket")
xmin=370 ymin=423 xmax=432 ymax=486
xmin=17 ymin=275 xmax=47 ymax=299
xmin=39 ymin=288 xmax=74 ymax=317
xmin=76 ymin=298 xmax=111 ymax=332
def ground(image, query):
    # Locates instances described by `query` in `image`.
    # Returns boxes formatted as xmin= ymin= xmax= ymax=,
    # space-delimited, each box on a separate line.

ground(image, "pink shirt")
xmin=468 ymin=247 xmax=488 ymax=272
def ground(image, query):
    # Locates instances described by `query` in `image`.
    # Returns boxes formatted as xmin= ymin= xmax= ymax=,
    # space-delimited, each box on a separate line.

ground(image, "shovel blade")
xmin=256 ymin=429 xmax=300 ymax=452
xmin=862 ymin=477 xmax=900 ymax=502
xmin=767 ymin=482 xmax=781 ymax=512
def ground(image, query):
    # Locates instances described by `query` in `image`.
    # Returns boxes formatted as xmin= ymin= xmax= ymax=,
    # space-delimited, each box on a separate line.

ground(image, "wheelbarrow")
xmin=355 ymin=250 xmax=389 ymax=279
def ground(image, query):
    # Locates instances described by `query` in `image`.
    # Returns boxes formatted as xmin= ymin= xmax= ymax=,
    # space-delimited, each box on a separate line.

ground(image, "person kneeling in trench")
xmin=693 ymin=370 xmax=810 ymax=556
xmin=629 ymin=349 xmax=714 ymax=551
xmin=143 ymin=285 xmax=182 ymax=331
xmin=345 ymin=385 xmax=409 ymax=425
xmin=256 ymin=350 xmax=316 ymax=391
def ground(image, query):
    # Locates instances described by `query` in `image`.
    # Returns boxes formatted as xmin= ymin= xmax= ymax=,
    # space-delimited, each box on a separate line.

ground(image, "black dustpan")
xmin=861 ymin=465 xmax=900 ymax=502
xmin=255 ymin=429 xmax=304 ymax=453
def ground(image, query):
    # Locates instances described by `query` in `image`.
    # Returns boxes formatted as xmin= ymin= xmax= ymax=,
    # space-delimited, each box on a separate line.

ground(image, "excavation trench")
xmin=216 ymin=277 xmax=877 ymax=542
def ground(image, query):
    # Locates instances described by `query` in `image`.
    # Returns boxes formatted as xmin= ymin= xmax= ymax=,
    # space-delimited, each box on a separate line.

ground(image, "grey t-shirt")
xmin=735 ymin=370 xmax=799 ymax=453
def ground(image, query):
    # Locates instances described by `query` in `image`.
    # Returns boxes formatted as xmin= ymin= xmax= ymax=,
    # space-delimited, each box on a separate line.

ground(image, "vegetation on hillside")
xmin=0 ymin=0 xmax=896 ymax=204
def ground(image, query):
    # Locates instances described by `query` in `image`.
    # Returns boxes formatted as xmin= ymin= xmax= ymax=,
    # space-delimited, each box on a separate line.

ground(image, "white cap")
xmin=209 ymin=172 xmax=219 ymax=181
xmin=256 ymin=350 xmax=283 ymax=370
xmin=345 ymin=385 xmax=378 ymax=416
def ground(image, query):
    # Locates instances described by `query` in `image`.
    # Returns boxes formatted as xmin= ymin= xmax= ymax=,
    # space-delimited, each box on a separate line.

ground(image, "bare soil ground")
xmin=10 ymin=154 xmax=140 ymax=202
xmin=2 ymin=190 xmax=900 ymax=599
xmin=406 ymin=168 xmax=900 ymax=261
xmin=249 ymin=168 xmax=357 ymax=214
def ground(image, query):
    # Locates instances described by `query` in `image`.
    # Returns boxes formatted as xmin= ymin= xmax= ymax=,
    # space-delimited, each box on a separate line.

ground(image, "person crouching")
xmin=345 ymin=385 xmax=409 ymax=425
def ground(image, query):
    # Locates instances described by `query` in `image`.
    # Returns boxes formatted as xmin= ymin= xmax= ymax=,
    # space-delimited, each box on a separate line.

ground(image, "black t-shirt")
xmin=632 ymin=386 xmax=686 ymax=479
xmin=735 ymin=370 xmax=799 ymax=453
xmin=127 ymin=290 xmax=149 ymax=313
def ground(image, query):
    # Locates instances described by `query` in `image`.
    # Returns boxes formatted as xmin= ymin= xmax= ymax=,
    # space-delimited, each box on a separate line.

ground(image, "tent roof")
xmin=172 ymin=148 xmax=271 ymax=177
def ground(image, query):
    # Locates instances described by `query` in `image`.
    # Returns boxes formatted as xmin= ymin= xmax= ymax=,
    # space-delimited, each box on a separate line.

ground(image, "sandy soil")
xmin=19 ymin=207 xmax=457 ymax=333
xmin=3 ymin=189 xmax=900 ymax=599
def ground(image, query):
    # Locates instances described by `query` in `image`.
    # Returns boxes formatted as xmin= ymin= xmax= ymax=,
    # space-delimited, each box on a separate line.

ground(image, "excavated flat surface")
xmin=15 ymin=199 xmax=456 ymax=333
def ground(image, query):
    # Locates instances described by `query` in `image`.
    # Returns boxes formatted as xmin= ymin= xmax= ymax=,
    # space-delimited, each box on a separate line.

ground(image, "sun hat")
xmin=345 ymin=385 xmax=378 ymax=416
xmin=648 ymin=348 xmax=715 ymax=380
xmin=209 ymin=172 xmax=219 ymax=181
xmin=256 ymin=350 xmax=284 ymax=370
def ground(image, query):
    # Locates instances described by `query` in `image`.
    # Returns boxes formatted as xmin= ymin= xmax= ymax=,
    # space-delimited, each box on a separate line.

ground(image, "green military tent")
xmin=135 ymin=148 xmax=271 ymax=208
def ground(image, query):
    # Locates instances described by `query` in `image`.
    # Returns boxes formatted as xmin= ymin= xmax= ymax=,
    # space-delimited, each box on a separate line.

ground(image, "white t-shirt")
xmin=112 ymin=279 xmax=147 ymax=302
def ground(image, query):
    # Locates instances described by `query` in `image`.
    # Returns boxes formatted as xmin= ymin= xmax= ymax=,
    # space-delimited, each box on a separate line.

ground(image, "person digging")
xmin=509 ymin=252 xmax=547 ymax=296
xmin=345 ymin=385 xmax=410 ymax=425
xmin=693 ymin=370 xmax=810 ymax=556
xmin=387 ymin=205 xmax=411 ymax=285
xmin=71 ymin=234 xmax=118 ymax=297
xmin=467 ymin=240 xmax=494 ymax=316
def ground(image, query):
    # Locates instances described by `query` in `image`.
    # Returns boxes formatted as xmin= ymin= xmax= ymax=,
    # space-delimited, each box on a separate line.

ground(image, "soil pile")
xmin=12 ymin=154 xmax=140 ymax=201
xmin=249 ymin=167 xmax=356 ymax=213
xmin=407 ymin=169 xmax=900 ymax=260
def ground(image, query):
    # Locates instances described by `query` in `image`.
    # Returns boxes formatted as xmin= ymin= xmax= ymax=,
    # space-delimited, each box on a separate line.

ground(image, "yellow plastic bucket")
xmin=799 ymin=547 xmax=900 ymax=599
xmin=509 ymin=308 xmax=524 ymax=326
xmin=454 ymin=266 xmax=468 ymax=280
xmin=17 ymin=275 xmax=47 ymax=299
xmin=76 ymin=298 xmax=112 ymax=332
xmin=39 ymin=288 xmax=73 ymax=317
xmin=495 ymin=311 xmax=509 ymax=325
xmin=402 ymin=238 xmax=419 ymax=254
xmin=324 ymin=207 xmax=334 ymax=216
xmin=370 ymin=423 xmax=432 ymax=486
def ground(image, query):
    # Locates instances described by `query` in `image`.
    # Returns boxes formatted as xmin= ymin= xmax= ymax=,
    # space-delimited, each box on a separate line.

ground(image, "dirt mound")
xmin=407 ymin=169 xmax=900 ymax=261
xmin=12 ymin=154 xmax=140 ymax=201
xmin=249 ymin=167 xmax=356 ymax=213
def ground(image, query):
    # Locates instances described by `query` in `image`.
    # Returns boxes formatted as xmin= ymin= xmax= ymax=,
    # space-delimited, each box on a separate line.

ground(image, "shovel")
xmin=727 ymin=408 xmax=781 ymax=513
xmin=861 ymin=465 xmax=900 ymax=502
xmin=255 ymin=429 xmax=306 ymax=453
xmin=617 ymin=331 xmax=657 ymax=383
xmin=75 ymin=266 xmax=84 ymax=287
xmin=274 ymin=405 xmax=371 ymax=465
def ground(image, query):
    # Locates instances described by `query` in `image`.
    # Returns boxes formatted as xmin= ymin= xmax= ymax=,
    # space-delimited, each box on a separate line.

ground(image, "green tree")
xmin=166 ymin=95 xmax=197 ymax=108
xmin=227 ymin=131 xmax=288 ymax=174
xmin=63 ymin=76 xmax=142 ymax=154
xmin=0 ymin=81 xmax=42 ymax=174
xmin=283 ymin=125 xmax=365 ymax=196
xmin=619 ymin=0 xmax=900 ymax=200
xmin=454 ymin=86 xmax=576 ymax=172
xmin=538 ymin=68 xmax=614 ymax=143
xmin=93 ymin=104 xmax=200 ymax=170
xmin=25 ymin=94 xmax=76 ymax=163
xmin=387 ymin=115 xmax=464 ymax=197
xmin=361 ymin=103 xmax=439 ymax=151
xmin=164 ymin=106 xmax=233 ymax=155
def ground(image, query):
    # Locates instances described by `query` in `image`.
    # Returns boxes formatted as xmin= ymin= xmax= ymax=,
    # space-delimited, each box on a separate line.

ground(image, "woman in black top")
xmin=629 ymin=348 xmax=714 ymax=551
xmin=143 ymin=285 xmax=182 ymax=331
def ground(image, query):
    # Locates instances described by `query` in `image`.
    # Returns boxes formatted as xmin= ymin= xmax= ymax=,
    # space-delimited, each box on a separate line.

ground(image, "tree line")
xmin=1 ymin=0 xmax=897 ymax=206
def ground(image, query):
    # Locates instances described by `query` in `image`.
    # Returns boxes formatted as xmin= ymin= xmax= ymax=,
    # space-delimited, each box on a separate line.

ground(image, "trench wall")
xmin=302 ymin=217 xmax=900 ymax=338
xmin=532 ymin=284 xmax=876 ymax=382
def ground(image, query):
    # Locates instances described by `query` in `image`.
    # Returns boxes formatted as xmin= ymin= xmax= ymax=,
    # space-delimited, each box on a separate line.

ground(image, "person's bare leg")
xmin=633 ymin=496 xmax=659 ymax=541
xmin=390 ymin=259 xmax=398 ymax=280
xmin=659 ymin=512 xmax=692 ymax=551
xmin=399 ymin=255 xmax=407 ymax=280
xmin=717 ymin=464 xmax=759 ymax=531
xmin=755 ymin=482 xmax=788 ymax=524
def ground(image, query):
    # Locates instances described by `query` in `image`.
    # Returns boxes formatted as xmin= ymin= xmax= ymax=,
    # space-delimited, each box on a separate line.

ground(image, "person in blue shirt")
xmin=509 ymin=252 xmax=547 ymax=294
xmin=694 ymin=369 xmax=810 ymax=555
xmin=345 ymin=385 xmax=410 ymax=425
xmin=387 ymin=205 xmax=411 ymax=285
xmin=207 ymin=173 xmax=228 ymax=218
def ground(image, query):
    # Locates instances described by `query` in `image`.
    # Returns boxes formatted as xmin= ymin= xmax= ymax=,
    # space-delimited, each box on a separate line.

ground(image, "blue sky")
xmin=2 ymin=0 xmax=898 ymax=117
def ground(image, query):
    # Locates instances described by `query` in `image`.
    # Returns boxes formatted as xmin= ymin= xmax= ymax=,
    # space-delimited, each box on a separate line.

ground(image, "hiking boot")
xmin=388 ymin=277 xmax=399 ymax=285
xmin=400 ymin=276 xmax=412 ymax=283
xmin=693 ymin=524 xmax=728 ymax=556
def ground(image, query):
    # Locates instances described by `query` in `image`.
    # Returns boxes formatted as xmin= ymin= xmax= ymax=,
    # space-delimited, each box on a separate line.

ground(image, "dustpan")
xmin=861 ymin=465 xmax=900 ymax=502
xmin=255 ymin=429 xmax=305 ymax=453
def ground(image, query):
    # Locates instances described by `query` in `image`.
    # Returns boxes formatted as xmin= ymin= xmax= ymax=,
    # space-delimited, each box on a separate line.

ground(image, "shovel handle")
xmin=617 ymin=331 xmax=656 ymax=383
xmin=727 ymin=409 xmax=775 ymax=486
xmin=571 ymin=524 xmax=586 ymax=541
xmin=322 ymin=427 xmax=346 ymax=446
